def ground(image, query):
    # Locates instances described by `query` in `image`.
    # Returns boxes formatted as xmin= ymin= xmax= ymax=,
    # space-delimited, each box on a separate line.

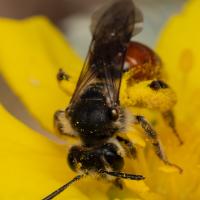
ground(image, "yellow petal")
xmin=156 ymin=0 xmax=200 ymax=121
xmin=126 ymin=128 xmax=146 ymax=148
xmin=126 ymin=180 xmax=149 ymax=193
xmin=2 ymin=1 xmax=200 ymax=198
xmin=145 ymin=0 xmax=200 ymax=198
xmin=0 ymin=17 xmax=82 ymax=133
xmin=0 ymin=104 xmax=89 ymax=200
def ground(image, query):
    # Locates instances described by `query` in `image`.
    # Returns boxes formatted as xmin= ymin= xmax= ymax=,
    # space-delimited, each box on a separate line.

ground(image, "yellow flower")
xmin=0 ymin=0 xmax=200 ymax=199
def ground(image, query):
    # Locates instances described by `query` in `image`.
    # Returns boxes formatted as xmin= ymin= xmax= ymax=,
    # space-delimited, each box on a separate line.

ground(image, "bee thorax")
xmin=68 ymin=84 xmax=124 ymax=146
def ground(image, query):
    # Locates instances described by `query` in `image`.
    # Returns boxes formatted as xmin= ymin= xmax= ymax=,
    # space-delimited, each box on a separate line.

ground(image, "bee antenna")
xmin=42 ymin=174 xmax=86 ymax=200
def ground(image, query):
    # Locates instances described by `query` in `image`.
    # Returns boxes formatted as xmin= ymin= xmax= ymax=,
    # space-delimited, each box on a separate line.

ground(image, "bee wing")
xmin=91 ymin=0 xmax=143 ymax=37
xmin=70 ymin=0 xmax=143 ymax=107
xmin=69 ymin=41 xmax=97 ymax=105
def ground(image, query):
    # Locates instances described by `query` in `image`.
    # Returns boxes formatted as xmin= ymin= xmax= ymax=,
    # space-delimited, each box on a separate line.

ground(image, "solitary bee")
xmin=43 ymin=0 xmax=182 ymax=199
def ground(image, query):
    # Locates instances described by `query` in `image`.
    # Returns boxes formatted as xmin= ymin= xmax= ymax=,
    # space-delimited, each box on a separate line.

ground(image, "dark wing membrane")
xmin=70 ymin=0 xmax=143 ymax=107
xmin=90 ymin=0 xmax=143 ymax=37
xmin=69 ymin=41 xmax=97 ymax=105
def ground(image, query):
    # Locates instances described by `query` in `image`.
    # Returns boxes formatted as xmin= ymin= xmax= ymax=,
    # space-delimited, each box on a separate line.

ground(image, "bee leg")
xmin=57 ymin=68 xmax=70 ymax=81
xmin=149 ymin=80 xmax=183 ymax=144
xmin=123 ymin=79 xmax=177 ymax=112
xmin=113 ymin=178 xmax=123 ymax=189
xmin=56 ymin=68 xmax=74 ymax=95
xmin=54 ymin=110 xmax=78 ymax=137
xmin=162 ymin=110 xmax=183 ymax=145
xmin=116 ymin=136 xmax=137 ymax=159
xmin=134 ymin=115 xmax=183 ymax=173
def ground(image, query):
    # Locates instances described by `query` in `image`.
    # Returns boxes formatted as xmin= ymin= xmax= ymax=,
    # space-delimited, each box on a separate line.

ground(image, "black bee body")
xmin=67 ymin=81 xmax=126 ymax=174
xmin=64 ymin=0 xmax=139 ymax=175
xmin=61 ymin=0 xmax=144 ymax=177
xmin=43 ymin=1 xmax=147 ymax=199
xmin=66 ymin=2 xmax=133 ymax=171
xmin=68 ymin=84 xmax=117 ymax=146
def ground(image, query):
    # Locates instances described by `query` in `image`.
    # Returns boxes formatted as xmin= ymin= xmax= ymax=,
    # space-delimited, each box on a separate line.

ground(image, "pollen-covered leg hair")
xmin=116 ymin=136 xmax=137 ymax=159
xmin=113 ymin=178 xmax=123 ymax=190
xmin=162 ymin=110 xmax=183 ymax=145
xmin=134 ymin=115 xmax=183 ymax=173
xmin=57 ymin=68 xmax=70 ymax=81
xmin=123 ymin=78 xmax=182 ymax=143
xmin=54 ymin=110 xmax=78 ymax=137
xmin=56 ymin=68 xmax=74 ymax=95
xmin=123 ymin=79 xmax=177 ymax=112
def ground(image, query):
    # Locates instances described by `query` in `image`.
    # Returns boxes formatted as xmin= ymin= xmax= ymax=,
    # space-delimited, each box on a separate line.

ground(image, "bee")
xmin=43 ymin=0 xmax=182 ymax=199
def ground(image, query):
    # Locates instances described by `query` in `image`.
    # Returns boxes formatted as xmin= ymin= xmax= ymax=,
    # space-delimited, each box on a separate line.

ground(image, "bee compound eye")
xmin=111 ymin=108 xmax=119 ymax=121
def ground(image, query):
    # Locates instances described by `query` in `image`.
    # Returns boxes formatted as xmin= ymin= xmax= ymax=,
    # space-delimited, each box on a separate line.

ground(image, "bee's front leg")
xmin=54 ymin=110 xmax=78 ymax=137
xmin=134 ymin=115 xmax=183 ymax=173
xmin=56 ymin=68 xmax=75 ymax=96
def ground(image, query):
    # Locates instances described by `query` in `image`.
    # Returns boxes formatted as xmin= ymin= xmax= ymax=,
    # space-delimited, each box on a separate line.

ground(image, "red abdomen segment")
xmin=125 ymin=41 xmax=162 ymax=81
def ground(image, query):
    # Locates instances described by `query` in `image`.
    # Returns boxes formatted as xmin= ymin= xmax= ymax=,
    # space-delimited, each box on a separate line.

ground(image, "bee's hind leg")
xmin=124 ymin=79 xmax=183 ymax=145
xmin=162 ymin=110 xmax=183 ymax=145
xmin=133 ymin=115 xmax=183 ymax=173
xmin=149 ymin=80 xmax=183 ymax=144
